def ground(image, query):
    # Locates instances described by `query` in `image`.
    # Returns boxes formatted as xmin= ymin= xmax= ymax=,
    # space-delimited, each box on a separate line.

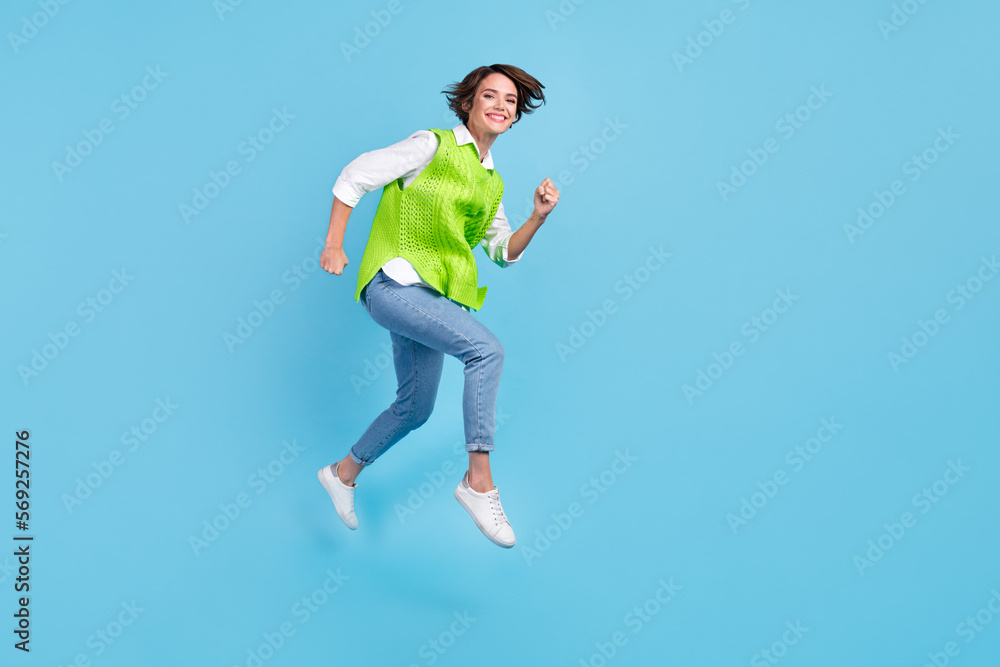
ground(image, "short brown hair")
xmin=442 ymin=64 xmax=545 ymax=127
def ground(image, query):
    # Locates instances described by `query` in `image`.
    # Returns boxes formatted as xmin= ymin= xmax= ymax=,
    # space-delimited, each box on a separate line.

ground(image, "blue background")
xmin=2 ymin=0 xmax=998 ymax=665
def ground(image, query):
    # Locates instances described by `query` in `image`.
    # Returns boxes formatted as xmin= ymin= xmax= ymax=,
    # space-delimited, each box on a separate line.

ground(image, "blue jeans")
xmin=349 ymin=268 xmax=505 ymax=466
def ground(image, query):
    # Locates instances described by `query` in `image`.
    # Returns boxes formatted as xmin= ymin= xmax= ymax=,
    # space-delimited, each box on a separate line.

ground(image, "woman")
xmin=317 ymin=64 xmax=558 ymax=548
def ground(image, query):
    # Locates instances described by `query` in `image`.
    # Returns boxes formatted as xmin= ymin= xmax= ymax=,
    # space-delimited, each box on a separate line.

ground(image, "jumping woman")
xmin=317 ymin=64 xmax=558 ymax=548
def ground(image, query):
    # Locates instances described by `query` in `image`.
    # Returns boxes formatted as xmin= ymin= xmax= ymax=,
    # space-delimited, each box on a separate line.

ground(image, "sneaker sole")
xmin=454 ymin=485 xmax=515 ymax=548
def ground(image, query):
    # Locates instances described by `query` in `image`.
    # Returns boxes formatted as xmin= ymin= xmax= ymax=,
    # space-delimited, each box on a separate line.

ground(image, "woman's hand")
xmin=321 ymin=244 xmax=349 ymax=275
xmin=533 ymin=178 xmax=560 ymax=219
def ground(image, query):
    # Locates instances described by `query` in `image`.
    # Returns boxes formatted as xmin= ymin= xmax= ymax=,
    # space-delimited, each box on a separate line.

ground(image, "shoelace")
xmin=487 ymin=488 xmax=508 ymax=526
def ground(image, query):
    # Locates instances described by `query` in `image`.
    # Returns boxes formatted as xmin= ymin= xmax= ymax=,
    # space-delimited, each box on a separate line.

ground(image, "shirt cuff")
xmin=499 ymin=234 xmax=522 ymax=266
xmin=332 ymin=177 xmax=363 ymax=208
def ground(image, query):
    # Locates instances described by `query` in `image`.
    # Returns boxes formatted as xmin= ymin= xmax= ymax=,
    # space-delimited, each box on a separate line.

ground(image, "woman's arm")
xmin=332 ymin=131 xmax=437 ymax=207
xmin=507 ymin=211 xmax=543 ymax=261
xmin=320 ymin=196 xmax=353 ymax=275
xmin=507 ymin=178 xmax=560 ymax=259
xmin=481 ymin=203 xmax=523 ymax=267
xmin=322 ymin=130 xmax=437 ymax=276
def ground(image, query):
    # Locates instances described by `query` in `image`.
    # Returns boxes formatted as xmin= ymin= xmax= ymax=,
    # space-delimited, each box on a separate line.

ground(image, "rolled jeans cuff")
xmin=466 ymin=442 xmax=494 ymax=453
xmin=348 ymin=448 xmax=371 ymax=466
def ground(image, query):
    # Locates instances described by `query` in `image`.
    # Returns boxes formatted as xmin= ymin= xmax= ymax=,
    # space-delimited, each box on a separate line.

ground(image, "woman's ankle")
xmin=467 ymin=452 xmax=493 ymax=492
xmin=338 ymin=456 xmax=361 ymax=485
xmin=466 ymin=470 xmax=494 ymax=493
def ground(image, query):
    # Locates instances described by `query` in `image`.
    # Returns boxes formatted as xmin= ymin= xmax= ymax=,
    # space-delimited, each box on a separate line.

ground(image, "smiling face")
xmin=463 ymin=72 xmax=518 ymax=137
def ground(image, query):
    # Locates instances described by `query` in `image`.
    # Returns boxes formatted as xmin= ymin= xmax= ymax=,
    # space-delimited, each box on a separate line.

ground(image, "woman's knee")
xmin=411 ymin=405 xmax=434 ymax=428
xmin=483 ymin=334 xmax=504 ymax=366
xmin=407 ymin=389 xmax=436 ymax=428
xmin=391 ymin=393 xmax=436 ymax=429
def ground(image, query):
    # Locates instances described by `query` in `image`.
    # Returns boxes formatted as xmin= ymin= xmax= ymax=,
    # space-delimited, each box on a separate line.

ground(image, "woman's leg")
xmin=342 ymin=269 xmax=505 ymax=490
xmin=339 ymin=329 xmax=444 ymax=483
xmin=467 ymin=452 xmax=494 ymax=493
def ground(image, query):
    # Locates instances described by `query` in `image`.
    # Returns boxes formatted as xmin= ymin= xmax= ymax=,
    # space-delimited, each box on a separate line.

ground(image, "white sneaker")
xmin=317 ymin=462 xmax=358 ymax=530
xmin=454 ymin=471 xmax=516 ymax=548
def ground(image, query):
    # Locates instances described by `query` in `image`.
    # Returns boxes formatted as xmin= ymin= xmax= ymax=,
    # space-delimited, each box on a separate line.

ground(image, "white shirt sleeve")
xmin=332 ymin=130 xmax=438 ymax=207
xmin=480 ymin=201 xmax=523 ymax=268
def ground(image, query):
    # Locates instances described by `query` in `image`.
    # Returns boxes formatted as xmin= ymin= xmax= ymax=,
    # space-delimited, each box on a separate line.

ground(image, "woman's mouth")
xmin=486 ymin=113 xmax=506 ymax=123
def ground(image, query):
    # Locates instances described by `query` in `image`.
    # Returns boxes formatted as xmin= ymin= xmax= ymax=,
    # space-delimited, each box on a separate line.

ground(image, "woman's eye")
xmin=485 ymin=93 xmax=516 ymax=104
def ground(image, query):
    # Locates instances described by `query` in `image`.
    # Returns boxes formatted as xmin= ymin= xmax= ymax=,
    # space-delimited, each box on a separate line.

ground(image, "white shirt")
xmin=332 ymin=123 xmax=522 ymax=311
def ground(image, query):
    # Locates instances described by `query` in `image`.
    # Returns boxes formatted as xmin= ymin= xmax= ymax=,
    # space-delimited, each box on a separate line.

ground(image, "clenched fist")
xmin=534 ymin=177 xmax=560 ymax=218
xmin=321 ymin=245 xmax=349 ymax=275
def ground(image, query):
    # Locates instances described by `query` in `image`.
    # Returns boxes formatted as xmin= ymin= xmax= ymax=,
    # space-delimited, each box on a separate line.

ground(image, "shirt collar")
xmin=451 ymin=123 xmax=494 ymax=170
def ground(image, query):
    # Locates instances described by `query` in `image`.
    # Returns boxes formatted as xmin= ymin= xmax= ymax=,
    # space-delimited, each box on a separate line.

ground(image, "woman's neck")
xmin=465 ymin=122 xmax=497 ymax=163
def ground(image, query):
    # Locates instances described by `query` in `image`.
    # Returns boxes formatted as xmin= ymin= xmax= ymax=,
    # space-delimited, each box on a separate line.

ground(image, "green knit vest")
xmin=353 ymin=128 xmax=505 ymax=312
